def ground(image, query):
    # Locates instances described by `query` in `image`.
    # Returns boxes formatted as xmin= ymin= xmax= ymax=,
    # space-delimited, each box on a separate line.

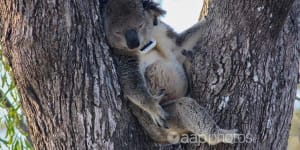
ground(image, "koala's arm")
xmin=114 ymin=55 xmax=168 ymax=128
xmin=154 ymin=20 xmax=204 ymax=63
xmin=176 ymin=20 xmax=204 ymax=51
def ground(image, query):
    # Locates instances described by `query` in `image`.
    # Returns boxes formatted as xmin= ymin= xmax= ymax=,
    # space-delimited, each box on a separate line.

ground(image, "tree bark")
xmin=0 ymin=0 xmax=298 ymax=150
xmin=0 ymin=0 xmax=157 ymax=149
xmin=190 ymin=0 xmax=299 ymax=149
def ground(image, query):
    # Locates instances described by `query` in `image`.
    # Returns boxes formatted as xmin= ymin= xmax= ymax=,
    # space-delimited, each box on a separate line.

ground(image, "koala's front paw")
xmin=149 ymin=101 xmax=169 ymax=128
xmin=181 ymin=49 xmax=194 ymax=62
xmin=148 ymin=90 xmax=169 ymax=128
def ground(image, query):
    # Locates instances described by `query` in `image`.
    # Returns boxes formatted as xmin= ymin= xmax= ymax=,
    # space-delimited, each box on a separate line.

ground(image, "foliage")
xmin=0 ymin=45 xmax=32 ymax=150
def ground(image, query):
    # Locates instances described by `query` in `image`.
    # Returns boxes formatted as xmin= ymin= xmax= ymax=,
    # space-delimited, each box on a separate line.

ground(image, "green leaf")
xmin=1 ymin=75 xmax=7 ymax=87
xmin=0 ymin=138 xmax=8 ymax=145
xmin=25 ymin=140 xmax=32 ymax=149
xmin=3 ymin=63 xmax=10 ymax=72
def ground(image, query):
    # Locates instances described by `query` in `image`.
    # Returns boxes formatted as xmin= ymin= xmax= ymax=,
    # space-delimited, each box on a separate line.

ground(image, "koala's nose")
xmin=125 ymin=29 xmax=140 ymax=49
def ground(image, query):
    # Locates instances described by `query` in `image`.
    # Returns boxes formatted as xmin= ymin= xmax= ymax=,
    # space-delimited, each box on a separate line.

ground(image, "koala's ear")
xmin=143 ymin=0 xmax=166 ymax=25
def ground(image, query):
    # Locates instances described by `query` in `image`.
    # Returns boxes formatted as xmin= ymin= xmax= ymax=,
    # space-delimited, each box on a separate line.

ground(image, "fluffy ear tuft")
xmin=143 ymin=0 xmax=166 ymax=17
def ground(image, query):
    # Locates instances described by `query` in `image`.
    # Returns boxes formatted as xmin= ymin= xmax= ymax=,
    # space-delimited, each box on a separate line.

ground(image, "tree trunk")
xmin=0 ymin=0 xmax=298 ymax=150
xmin=0 ymin=0 xmax=160 ymax=149
xmin=189 ymin=0 xmax=299 ymax=149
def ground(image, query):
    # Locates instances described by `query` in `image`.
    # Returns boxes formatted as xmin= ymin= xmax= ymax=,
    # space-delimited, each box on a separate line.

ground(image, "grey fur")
xmin=176 ymin=22 xmax=204 ymax=46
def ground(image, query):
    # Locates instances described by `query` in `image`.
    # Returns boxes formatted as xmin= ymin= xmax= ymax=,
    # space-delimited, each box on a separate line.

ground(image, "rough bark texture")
xmin=190 ymin=0 xmax=299 ymax=149
xmin=0 ymin=0 xmax=298 ymax=150
xmin=0 ymin=0 xmax=142 ymax=149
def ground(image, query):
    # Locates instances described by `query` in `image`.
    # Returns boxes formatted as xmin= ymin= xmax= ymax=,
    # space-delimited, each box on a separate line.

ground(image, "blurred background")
xmin=0 ymin=0 xmax=299 ymax=149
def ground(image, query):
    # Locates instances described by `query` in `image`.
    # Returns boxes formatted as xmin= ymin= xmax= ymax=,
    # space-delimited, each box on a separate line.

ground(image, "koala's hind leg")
xmin=164 ymin=97 xmax=238 ymax=145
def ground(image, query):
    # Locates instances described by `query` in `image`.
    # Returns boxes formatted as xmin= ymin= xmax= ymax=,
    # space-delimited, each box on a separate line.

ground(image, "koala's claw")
xmin=181 ymin=49 xmax=194 ymax=62
xmin=154 ymin=89 xmax=167 ymax=101
xmin=149 ymin=101 xmax=169 ymax=129
xmin=151 ymin=113 xmax=169 ymax=129
xmin=152 ymin=114 xmax=169 ymax=129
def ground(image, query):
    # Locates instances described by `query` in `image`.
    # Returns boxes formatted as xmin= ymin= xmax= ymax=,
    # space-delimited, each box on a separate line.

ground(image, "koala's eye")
xmin=115 ymin=31 xmax=122 ymax=36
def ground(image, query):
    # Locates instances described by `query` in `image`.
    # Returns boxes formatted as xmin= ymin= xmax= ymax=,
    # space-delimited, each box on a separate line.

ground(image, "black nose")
xmin=125 ymin=29 xmax=140 ymax=49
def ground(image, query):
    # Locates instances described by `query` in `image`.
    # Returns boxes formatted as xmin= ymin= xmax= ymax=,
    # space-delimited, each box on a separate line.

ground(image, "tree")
xmin=0 ymin=0 xmax=298 ymax=149
xmin=190 ymin=0 xmax=299 ymax=149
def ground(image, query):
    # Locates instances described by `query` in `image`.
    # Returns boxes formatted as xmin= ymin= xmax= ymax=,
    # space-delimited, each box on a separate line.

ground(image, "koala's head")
xmin=104 ymin=0 xmax=165 ymax=55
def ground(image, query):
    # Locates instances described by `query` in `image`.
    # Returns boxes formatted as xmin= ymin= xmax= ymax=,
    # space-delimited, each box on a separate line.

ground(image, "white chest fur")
xmin=139 ymin=48 xmax=188 ymax=102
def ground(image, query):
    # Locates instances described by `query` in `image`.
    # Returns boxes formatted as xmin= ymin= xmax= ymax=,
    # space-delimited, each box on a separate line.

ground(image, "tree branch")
xmin=199 ymin=0 xmax=210 ymax=20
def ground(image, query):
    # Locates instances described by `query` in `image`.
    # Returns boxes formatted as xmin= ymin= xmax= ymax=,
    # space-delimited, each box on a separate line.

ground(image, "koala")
xmin=104 ymin=0 xmax=238 ymax=145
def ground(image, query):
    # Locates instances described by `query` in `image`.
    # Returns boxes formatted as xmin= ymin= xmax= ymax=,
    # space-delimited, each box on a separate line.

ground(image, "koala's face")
xmin=104 ymin=0 xmax=165 ymax=54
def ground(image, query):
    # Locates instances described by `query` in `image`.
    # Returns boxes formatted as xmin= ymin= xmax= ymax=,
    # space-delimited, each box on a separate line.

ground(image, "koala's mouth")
xmin=140 ymin=40 xmax=157 ymax=54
